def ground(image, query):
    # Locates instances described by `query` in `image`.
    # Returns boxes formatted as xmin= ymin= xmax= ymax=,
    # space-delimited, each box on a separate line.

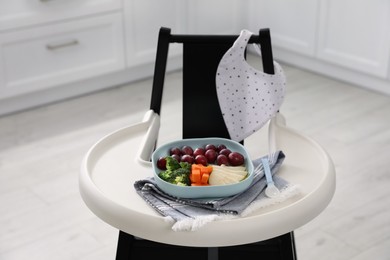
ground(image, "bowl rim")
xmin=151 ymin=137 xmax=254 ymax=197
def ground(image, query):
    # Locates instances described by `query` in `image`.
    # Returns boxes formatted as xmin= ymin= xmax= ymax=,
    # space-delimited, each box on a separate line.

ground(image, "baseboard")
xmin=271 ymin=48 xmax=390 ymax=96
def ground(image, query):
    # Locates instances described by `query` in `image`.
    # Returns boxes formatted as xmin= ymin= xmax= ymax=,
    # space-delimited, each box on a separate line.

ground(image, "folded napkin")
xmin=134 ymin=151 xmax=300 ymax=231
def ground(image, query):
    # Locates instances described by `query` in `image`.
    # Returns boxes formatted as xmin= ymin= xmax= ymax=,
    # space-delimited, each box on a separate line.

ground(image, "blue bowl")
xmin=151 ymin=137 xmax=254 ymax=199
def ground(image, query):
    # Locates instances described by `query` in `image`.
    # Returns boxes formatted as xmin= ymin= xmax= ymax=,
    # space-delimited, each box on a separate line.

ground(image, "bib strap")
xmin=231 ymin=30 xmax=254 ymax=57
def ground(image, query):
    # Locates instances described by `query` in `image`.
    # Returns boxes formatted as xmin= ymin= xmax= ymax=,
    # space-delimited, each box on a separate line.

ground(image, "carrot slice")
xmin=201 ymin=173 xmax=210 ymax=184
xmin=190 ymin=164 xmax=213 ymax=185
xmin=192 ymin=164 xmax=201 ymax=171
xmin=190 ymin=169 xmax=201 ymax=183
xmin=201 ymin=165 xmax=213 ymax=174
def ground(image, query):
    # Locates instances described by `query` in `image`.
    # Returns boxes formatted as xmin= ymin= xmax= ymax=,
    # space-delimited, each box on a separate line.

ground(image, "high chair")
xmin=79 ymin=27 xmax=336 ymax=259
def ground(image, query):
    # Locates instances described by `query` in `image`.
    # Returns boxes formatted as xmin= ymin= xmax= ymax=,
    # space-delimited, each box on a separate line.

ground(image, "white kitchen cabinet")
xmin=0 ymin=14 xmax=126 ymax=99
xmin=317 ymin=0 xmax=390 ymax=78
xmin=247 ymin=0 xmax=390 ymax=94
xmin=124 ymin=0 xmax=186 ymax=68
xmin=247 ymin=0 xmax=319 ymax=56
xmin=2 ymin=1 xmax=388 ymax=116
xmin=0 ymin=0 xmax=126 ymax=115
xmin=123 ymin=0 xmax=243 ymax=69
xmin=0 ymin=0 xmax=122 ymax=31
xmin=1 ymin=0 xmax=246 ymax=116
xmin=186 ymin=0 xmax=243 ymax=34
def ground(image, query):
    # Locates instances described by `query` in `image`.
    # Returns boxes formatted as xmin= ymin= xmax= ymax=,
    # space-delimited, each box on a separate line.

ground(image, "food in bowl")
xmin=151 ymin=137 xmax=254 ymax=199
xmin=155 ymin=141 xmax=248 ymax=186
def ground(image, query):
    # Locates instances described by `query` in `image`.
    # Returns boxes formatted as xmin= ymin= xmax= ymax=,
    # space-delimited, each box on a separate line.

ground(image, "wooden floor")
xmin=1 ymin=63 xmax=389 ymax=260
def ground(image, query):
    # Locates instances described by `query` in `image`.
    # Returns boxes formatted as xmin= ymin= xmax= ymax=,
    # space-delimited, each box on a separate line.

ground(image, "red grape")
xmin=195 ymin=155 xmax=208 ymax=166
xmin=158 ymin=143 xmax=246 ymax=169
xmin=228 ymin=152 xmax=245 ymax=166
xmin=181 ymin=145 xmax=193 ymax=155
xmin=205 ymin=149 xmax=217 ymax=163
xmin=181 ymin=154 xmax=194 ymax=164
xmin=205 ymin=144 xmax=217 ymax=151
xmin=171 ymin=154 xmax=181 ymax=162
xmin=217 ymin=144 xmax=227 ymax=152
xmin=157 ymin=157 xmax=167 ymax=169
xmin=193 ymin=147 xmax=205 ymax=157
xmin=216 ymin=154 xmax=229 ymax=166
xmin=170 ymin=147 xmax=181 ymax=156
xmin=219 ymin=148 xmax=231 ymax=157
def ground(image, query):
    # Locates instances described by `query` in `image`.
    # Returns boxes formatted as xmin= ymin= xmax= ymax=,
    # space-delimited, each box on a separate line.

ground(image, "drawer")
xmin=0 ymin=13 xmax=126 ymax=99
xmin=0 ymin=0 xmax=122 ymax=31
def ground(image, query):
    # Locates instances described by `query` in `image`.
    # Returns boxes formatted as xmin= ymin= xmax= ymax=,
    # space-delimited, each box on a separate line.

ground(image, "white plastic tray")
xmin=79 ymin=110 xmax=335 ymax=247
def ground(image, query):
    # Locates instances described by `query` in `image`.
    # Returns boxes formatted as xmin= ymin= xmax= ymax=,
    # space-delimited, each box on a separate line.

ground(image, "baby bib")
xmin=216 ymin=29 xmax=286 ymax=141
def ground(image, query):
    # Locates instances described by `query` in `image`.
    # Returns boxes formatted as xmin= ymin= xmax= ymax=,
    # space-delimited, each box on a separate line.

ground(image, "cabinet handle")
xmin=46 ymin=40 xmax=79 ymax=50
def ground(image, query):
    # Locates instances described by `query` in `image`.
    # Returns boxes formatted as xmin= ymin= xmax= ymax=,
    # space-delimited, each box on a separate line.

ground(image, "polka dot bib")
xmin=216 ymin=29 xmax=286 ymax=141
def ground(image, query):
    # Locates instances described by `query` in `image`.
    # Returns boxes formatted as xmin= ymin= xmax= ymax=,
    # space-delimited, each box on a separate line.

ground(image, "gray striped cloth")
xmin=134 ymin=151 xmax=300 ymax=231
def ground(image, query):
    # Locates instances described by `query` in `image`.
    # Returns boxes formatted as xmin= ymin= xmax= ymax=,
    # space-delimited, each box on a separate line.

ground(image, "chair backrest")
xmin=150 ymin=27 xmax=275 ymax=141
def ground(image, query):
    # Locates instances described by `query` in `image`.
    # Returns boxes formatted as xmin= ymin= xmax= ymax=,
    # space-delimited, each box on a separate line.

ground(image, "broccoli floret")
xmin=165 ymin=156 xmax=181 ymax=171
xmin=172 ymin=168 xmax=191 ymax=186
xmin=158 ymin=170 xmax=175 ymax=183
xmin=174 ymin=174 xmax=191 ymax=186
xmin=179 ymin=161 xmax=191 ymax=171
xmin=157 ymin=157 xmax=191 ymax=186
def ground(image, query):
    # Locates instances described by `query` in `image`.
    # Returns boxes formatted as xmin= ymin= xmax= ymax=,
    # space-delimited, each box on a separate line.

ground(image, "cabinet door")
xmin=317 ymin=0 xmax=390 ymax=77
xmin=124 ymin=0 xmax=186 ymax=67
xmin=186 ymin=0 xmax=242 ymax=34
xmin=247 ymin=0 xmax=319 ymax=56
xmin=0 ymin=0 xmax=122 ymax=31
xmin=0 ymin=13 xmax=125 ymax=99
